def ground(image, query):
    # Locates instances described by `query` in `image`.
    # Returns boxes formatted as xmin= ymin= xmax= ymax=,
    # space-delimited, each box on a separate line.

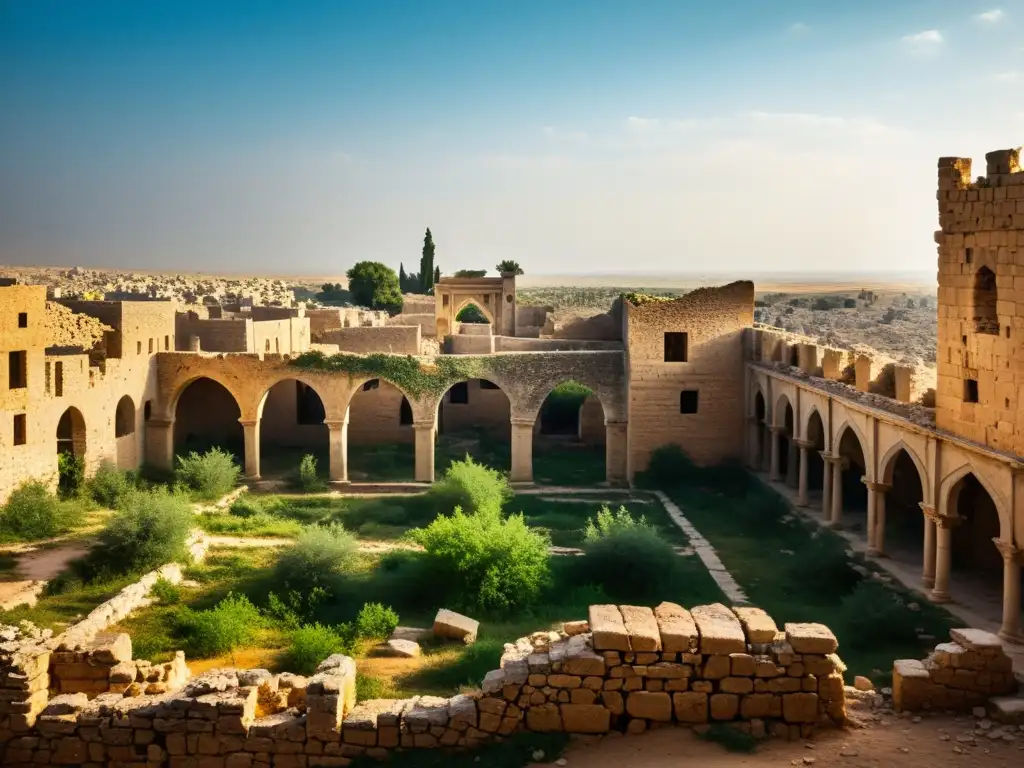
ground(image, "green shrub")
xmin=274 ymin=524 xmax=358 ymax=595
xmin=356 ymin=674 xmax=398 ymax=702
xmin=578 ymin=526 xmax=677 ymax=603
xmin=0 ymin=482 xmax=77 ymax=542
xmin=228 ymin=496 xmax=265 ymax=518
xmin=637 ymin=444 xmax=698 ymax=489
xmin=291 ymin=454 xmax=327 ymax=492
xmin=354 ymin=603 xmax=399 ymax=640
xmin=283 ymin=623 xmax=354 ymax=675
xmin=57 ymin=453 xmax=85 ymax=499
xmin=175 ymin=448 xmax=241 ymax=500
xmin=86 ymin=461 xmax=139 ymax=509
xmin=265 ymin=587 xmax=330 ymax=628
xmin=176 ymin=592 xmax=262 ymax=657
xmin=787 ymin=530 xmax=861 ymax=596
xmin=151 ymin=577 xmax=183 ymax=605
xmin=582 ymin=505 xmax=650 ymax=543
xmin=838 ymin=581 xmax=920 ymax=649
xmin=412 ymin=507 xmax=550 ymax=613
xmin=88 ymin=487 xmax=194 ymax=578
xmin=427 ymin=456 xmax=512 ymax=517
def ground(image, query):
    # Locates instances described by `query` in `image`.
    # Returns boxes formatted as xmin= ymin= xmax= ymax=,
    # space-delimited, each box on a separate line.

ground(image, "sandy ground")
xmin=532 ymin=716 xmax=1024 ymax=768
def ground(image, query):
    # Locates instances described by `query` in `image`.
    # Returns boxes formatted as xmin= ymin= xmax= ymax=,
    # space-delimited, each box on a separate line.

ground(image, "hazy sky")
xmin=1 ymin=1 xmax=1022 ymax=277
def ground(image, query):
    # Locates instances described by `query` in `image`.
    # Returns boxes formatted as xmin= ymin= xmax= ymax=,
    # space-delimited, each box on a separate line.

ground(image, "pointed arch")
xmin=879 ymin=440 xmax=928 ymax=495
xmin=938 ymin=463 xmax=1010 ymax=539
xmin=114 ymin=395 xmax=136 ymax=438
xmin=773 ymin=393 xmax=794 ymax=429
xmin=833 ymin=419 xmax=870 ymax=472
xmin=454 ymin=298 xmax=494 ymax=325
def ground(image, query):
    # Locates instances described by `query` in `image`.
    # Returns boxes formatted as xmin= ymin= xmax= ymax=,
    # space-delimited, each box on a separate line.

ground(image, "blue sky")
xmin=1 ymin=1 xmax=1022 ymax=276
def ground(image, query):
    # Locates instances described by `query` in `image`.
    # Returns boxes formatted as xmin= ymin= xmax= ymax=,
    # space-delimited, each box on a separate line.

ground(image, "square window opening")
xmin=965 ymin=247 xmax=973 ymax=264
xmin=17 ymin=312 xmax=27 ymax=328
xmin=8 ymin=351 xmax=27 ymax=389
xmin=964 ymin=379 xmax=979 ymax=403
xmin=664 ymin=332 xmax=689 ymax=362
xmin=54 ymin=361 xmax=63 ymax=397
xmin=13 ymin=414 xmax=26 ymax=446
xmin=680 ymin=390 xmax=699 ymax=414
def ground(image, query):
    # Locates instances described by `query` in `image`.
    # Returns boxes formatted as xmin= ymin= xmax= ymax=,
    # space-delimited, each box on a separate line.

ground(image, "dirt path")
xmin=0 ymin=540 xmax=91 ymax=609
xmin=533 ymin=716 xmax=1024 ymax=768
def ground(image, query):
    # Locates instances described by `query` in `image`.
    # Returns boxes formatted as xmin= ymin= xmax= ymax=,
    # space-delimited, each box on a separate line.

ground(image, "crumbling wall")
xmin=318 ymin=326 xmax=420 ymax=355
xmin=0 ymin=603 xmax=848 ymax=767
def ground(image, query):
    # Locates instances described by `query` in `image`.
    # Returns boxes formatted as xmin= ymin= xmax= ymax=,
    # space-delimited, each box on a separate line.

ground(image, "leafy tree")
xmin=495 ymin=260 xmax=524 ymax=276
xmin=346 ymin=261 xmax=404 ymax=315
xmin=456 ymin=304 xmax=489 ymax=323
xmin=420 ymin=228 xmax=436 ymax=293
xmin=454 ymin=269 xmax=487 ymax=278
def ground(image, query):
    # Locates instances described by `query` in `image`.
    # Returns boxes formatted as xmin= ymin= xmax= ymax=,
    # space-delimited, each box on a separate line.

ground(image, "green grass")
xmin=194 ymin=512 xmax=306 ymax=538
xmin=531 ymin=442 xmax=606 ymax=486
xmin=0 ymin=573 xmax=139 ymax=631
xmin=665 ymin=479 xmax=956 ymax=684
xmin=512 ymin=493 xmax=685 ymax=548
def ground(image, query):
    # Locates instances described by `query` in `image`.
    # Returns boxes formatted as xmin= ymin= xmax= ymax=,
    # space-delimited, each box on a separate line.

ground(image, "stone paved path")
xmin=0 ymin=540 xmax=92 ymax=610
xmin=653 ymin=491 xmax=749 ymax=605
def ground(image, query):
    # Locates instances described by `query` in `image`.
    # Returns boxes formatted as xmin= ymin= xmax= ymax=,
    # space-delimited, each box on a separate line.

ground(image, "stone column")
xmin=828 ymin=456 xmax=847 ymax=527
xmin=325 ymin=419 xmax=348 ymax=483
xmin=605 ymin=421 xmax=628 ymax=486
xmin=820 ymin=451 xmax=833 ymax=518
xmin=239 ymin=419 xmax=260 ymax=480
xmin=761 ymin=423 xmax=771 ymax=474
xmin=993 ymin=539 xmax=1023 ymax=643
xmin=862 ymin=480 xmax=892 ymax=556
xmin=145 ymin=418 xmax=175 ymax=471
xmin=794 ymin=440 xmax=811 ymax=507
xmin=413 ymin=422 xmax=435 ymax=483
xmin=920 ymin=503 xmax=937 ymax=588
xmin=510 ymin=418 xmax=535 ymax=483
xmin=769 ymin=427 xmax=782 ymax=481
xmin=930 ymin=513 xmax=960 ymax=603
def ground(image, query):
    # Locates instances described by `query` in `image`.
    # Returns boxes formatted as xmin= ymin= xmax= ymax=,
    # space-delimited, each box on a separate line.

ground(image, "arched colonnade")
xmin=748 ymin=366 xmax=1024 ymax=644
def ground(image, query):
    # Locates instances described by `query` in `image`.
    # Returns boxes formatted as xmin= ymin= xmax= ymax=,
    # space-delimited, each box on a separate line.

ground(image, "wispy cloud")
xmin=745 ymin=111 xmax=906 ymax=139
xmin=625 ymin=116 xmax=659 ymax=130
xmin=542 ymin=125 xmax=589 ymax=142
xmin=975 ymin=9 xmax=1004 ymax=23
xmin=991 ymin=70 xmax=1020 ymax=83
xmin=789 ymin=22 xmax=809 ymax=34
xmin=901 ymin=29 xmax=943 ymax=45
xmin=330 ymin=151 xmax=353 ymax=163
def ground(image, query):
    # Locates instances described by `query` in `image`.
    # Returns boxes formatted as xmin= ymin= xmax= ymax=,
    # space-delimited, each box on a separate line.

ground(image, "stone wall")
xmin=174 ymin=315 xmax=251 ymax=352
xmin=892 ymin=627 xmax=1018 ymax=712
xmin=347 ymin=380 xmax=415 ymax=446
xmin=935 ymin=149 xmax=1024 ymax=454
xmin=317 ymin=326 xmax=420 ymax=355
xmin=251 ymin=318 xmax=310 ymax=357
xmin=0 ymin=602 xmax=848 ymax=767
xmin=495 ymin=337 xmax=623 ymax=352
xmin=386 ymin=312 xmax=436 ymax=337
xmin=626 ymin=283 xmax=754 ymax=477
xmin=579 ymin=394 xmax=606 ymax=444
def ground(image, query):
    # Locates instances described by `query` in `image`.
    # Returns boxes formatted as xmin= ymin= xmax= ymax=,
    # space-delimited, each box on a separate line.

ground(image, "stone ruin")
xmin=892 ymin=627 xmax=1019 ymax=716
xmin=0 ymin=601 xmax=856 ymax=766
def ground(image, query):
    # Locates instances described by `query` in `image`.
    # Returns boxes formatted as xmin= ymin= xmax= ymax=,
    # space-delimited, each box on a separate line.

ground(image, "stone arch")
xmin=835 ymin=421 xmax=869 ymax=516
xmin=339 ymin=374 xmax=423 ymax=425
xmin=803 ymin=405 xmax=827 ymax=448
xmin=454 ymin=299 xmax=493 ymax=325
xmin=878 ymin=443 xmax=927 ymax=557
xmin=346 ymin=378 xmax=417 ymax=481
xmin=833 ymin=419 xmax=871 ymax=476
xmin=114 ymin=395 xmax=136 ymax=438
xmin=804 ymin=408 xmax=827 ymax=493
xmin=166 ymin=373 xmax=247 ymax=424
xmin=256 ymin=378 xmax=329 ymax=478
xmin=56 ymin=406 xmax=86 ymax=458
xmin=879 ymin=441 xmax=928 ymax=495
xmin=532 ymin=381 xmax=606 ymax=485
xmin=943 ymin=468 xmax=1005 ymax=581
xmin=773 ymin=393 xmax=793 ymax=429
xmin=436 ymin=378 xmax=511 ymax=441
xmin=527 ymin=377 xmax=615 ymax=428
xmin=939 ymin=464 xmax=1010 ymax=540
xmin=172 ymin=376 xmax=244 ymax=459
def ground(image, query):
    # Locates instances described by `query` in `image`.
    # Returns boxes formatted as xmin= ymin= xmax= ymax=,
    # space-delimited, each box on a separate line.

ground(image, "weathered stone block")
xmin=589 ymin=605 xmax=629 ymax=651
xmin=433 ymin=609 xmax=479 ymax=644
xmin=732 ymin=607 xmax=778 ymax=644
xmin=525 ymin=703 xmax=562 ymax=732
xmin=785 ymin=623 xmax=838 ymax=655
xmin=710 ymin=693 xmax=739 ymax=721
xmin=559 ymin=704 xmax=611 ymax=733
xmin=625 ymin=691 xmax=672 ymax=721
xmin=691 ymin=604 xmax=746 ymax=655
xmin=782 ymin=693 xmax=819 ymax=723
xmin=618 ymin=606 xmax=661 ymax=652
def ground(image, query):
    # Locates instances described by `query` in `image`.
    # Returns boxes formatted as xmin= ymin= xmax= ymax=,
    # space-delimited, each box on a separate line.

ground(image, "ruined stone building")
xmin=1 ymin=150 xmax=1023 ymax=646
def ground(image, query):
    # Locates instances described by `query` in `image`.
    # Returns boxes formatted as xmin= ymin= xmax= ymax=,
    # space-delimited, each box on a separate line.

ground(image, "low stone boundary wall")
xmin=892 ymin=627 xmax=1017 ymax=712
xmin=0 ymin=602 xmax=850 ymax=766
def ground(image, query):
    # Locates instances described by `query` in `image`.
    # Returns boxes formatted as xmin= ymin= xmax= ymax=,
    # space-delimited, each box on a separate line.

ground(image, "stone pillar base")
xmin=929 ymin=589 xmax=951 ymax=604
xmin=997 ymin=630 xmax=1024 ymax=645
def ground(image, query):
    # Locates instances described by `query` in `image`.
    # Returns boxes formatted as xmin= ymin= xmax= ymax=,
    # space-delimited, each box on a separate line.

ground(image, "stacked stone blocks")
xmin=892 ymin=627 xmax=1018 ymax=712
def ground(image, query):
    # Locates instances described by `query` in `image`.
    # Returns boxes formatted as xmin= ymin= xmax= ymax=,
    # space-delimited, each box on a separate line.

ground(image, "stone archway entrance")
xmin=532 ymin=382 xmax=606 ymax=486
xmin=173 ymin=377 xmax=243 ymax=461
xmin=57 ymin=407 xmax=86 ymax=458
xmin=434 ymin=275 xmax=516 ymax=337
xmin=346 ymin=379 xmax=416 ymax=481
xmin=258 ymin=379 xmax=329 ymax=480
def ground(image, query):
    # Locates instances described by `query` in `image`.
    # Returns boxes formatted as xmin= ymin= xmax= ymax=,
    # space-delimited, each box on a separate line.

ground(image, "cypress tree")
xmin=399 ymin=263 xmax=407 ymax=292
xmin=433 ymin=265 xmax=441 ymax=285
xmin=420 ymin=228 xmax=435 ymax=293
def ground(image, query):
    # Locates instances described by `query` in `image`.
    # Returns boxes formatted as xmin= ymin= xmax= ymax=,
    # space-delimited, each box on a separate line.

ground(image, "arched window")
xmin=973 ymin=266 xmax=998 ymax=335
xmin=400 ymin=397 xmax=413 ymax=426
xmin=115 ymin=395 xmax=135 ymax=437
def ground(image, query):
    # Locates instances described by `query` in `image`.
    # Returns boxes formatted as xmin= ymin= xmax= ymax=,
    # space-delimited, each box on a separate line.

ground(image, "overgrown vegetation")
xmin=284 ymin=623 xmax=354 ymax=674
xmin=412 ymin=507 xmax=551 ymax=613
xmin=175 ymin=447 xmax=241 ymax=500
xmin=86 ymin=461 xmax=141 ymax=509
xmin=80 ymin=487 xmax=194 ymax=579
xmin=355 ymin=602 xmax=399 ymax=640
xmin=0 ymin=481 xmax=77 ymax=542
xmin=57 ymin=452 xmax=85 ymax=499
xmin=347 ymin=260 xmax=404 ymax=315
xmin=426 ymin=455 xmax=512 ymax=517
xmin=176 ymin=592 xmax=262 ymax=657
xmin=538 ymin=381 xmax=592 ymax=434
xmin=274 ymin=524 xmax=359 ymax=596
xmin=290 ymin=454 xmax=327 ymax=492
xmin=577 ymin=507 xmax=676 ymax=603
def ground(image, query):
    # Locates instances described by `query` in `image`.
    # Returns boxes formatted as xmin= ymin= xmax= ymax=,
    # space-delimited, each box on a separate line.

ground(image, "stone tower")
xmin=935 ymin=148 xmax=1024 ymax=455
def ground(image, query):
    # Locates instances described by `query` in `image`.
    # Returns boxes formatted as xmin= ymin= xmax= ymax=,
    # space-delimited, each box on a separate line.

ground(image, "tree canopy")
xmin=496 ymin=260 xmax=524 ymax=276
xmin=420 ymin=229 xmax=436 ymax=293
xmin=455 ymin=303 xmax=489 ymax=324
xmin=454 ymin=269 xmax=487 ymax=278
xmin=345 ymin=261 xmax=403 ymax=315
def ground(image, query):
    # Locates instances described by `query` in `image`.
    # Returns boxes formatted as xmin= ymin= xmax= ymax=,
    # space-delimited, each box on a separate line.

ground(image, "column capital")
xmin=861 ymin=477 xmax=891 ymax=493
xmin=821 ymin=452 xmax=848 ymax=468
xmin=411 ymin=420 xmax=435 ymax=431
xmin=793 ymin=439 xmax=814 ymax=449
xmin=510 ymin=417 xmax=536 ymax=428
xmin=147 ymin=418 xmax=174 ymax=428
xmin=992 ymin=538 xmax=1024 ymax=564
xmin=238 ymin=418 xmax=259 ymax=428
xmin=768 ymin=425 xmax=787 ymax=435
xmin=323 ymin=418 xmax=349 ymax=430
xmin=605 ymin=419 xmax=628 ymax=428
